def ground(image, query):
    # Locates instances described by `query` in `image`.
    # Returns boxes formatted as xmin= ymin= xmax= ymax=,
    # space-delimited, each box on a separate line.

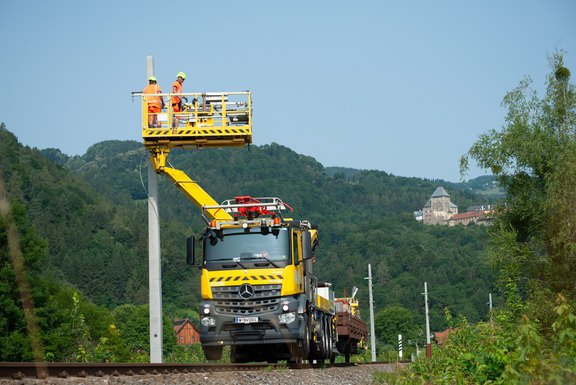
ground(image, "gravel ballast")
xmin=1 ymin=363 xmax=399 ymax=385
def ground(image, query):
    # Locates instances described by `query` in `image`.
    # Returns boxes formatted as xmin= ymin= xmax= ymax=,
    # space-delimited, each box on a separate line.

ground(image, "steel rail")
xmin=0 ymin=361 xmax=374 ymax=379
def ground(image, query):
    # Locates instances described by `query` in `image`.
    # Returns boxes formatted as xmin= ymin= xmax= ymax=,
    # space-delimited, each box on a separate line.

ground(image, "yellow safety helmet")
xmin=177 ymin=72 xmax=186 ymax=80
xmin=148 ymin=76 xmax=157 ymax=82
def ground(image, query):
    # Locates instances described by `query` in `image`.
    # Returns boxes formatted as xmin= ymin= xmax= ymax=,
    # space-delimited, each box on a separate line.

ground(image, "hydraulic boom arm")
xmin=147 ymin=147 xmax=233 ymax=222
xmin=161 ymin=167 xmax=232 ymax=222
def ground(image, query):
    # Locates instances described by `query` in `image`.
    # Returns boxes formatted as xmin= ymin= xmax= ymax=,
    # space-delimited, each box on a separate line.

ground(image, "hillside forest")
xmin=0 ymin=120 xmax=496 ymax=362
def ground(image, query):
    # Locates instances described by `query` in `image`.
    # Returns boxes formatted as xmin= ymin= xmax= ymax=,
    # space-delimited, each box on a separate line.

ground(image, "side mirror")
xmin=186 ymin=236 xmax=196 ymax=266
xmin=302 ymin=230 xmax=312 ymax=261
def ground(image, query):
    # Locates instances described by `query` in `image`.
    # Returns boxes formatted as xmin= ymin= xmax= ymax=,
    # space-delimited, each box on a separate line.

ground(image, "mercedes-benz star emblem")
xmin=238 ymin=284 xmax=255 ymax=299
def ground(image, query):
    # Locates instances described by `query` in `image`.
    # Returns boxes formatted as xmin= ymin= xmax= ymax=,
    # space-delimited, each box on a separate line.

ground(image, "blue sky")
xmin=1 ymin=1 xmax=574 ymax=182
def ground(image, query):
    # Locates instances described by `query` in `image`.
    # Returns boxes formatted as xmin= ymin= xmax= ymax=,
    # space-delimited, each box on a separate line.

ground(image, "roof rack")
xmin=201 ymin=196 xmax=293 ymax=225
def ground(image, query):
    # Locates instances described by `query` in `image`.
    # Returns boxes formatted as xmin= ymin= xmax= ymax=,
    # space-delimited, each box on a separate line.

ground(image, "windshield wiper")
xmin=231 ymin=258 xmax=248 ymax=269
xmin=210 ymin=258 xmax=248 ymax=269
xmin=250 ymin=254 xmax=279 ymax=268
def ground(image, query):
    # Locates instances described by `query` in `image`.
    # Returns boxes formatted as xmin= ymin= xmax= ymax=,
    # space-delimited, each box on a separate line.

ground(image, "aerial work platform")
xmin=140 ymin=91 xmax=252 ymax=150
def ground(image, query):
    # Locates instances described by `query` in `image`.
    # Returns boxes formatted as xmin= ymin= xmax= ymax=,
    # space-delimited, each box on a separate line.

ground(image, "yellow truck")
xmin=140 ymin=91 xmax=336 ymax=363
xmin=188 ymin=196 xmax=335 ymax=363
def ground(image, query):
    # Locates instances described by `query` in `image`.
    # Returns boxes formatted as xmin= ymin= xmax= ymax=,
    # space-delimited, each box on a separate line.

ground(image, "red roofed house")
xmin=173 ymin=318 xmax=200 ymax=345
xmin=434 ymin=328 xmax=458 ymax=345
xmin=448 ymin=210 xmax=492 ymax=226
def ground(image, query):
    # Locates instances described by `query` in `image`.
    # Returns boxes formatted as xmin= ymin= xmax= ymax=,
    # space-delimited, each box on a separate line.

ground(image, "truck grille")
xmin=212 ymin=284 xmax=282 ymax=315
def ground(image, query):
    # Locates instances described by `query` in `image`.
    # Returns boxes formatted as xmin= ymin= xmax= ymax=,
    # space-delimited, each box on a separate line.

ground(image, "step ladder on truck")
xmin=137 ymin=90 xmax=338 ymax=363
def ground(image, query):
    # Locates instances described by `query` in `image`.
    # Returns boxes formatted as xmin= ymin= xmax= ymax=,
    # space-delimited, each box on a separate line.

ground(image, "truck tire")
xmin=203 ymin=345 xmax=223 ymax=361
xmin=326 ymin=316 xmax=333 ymax=358
xmin=300 ymin=315 xmax=311 ymax=359
xmin=230 ymin=345 xmax=249 ymax=363
xmin=316 ymin=314 xmax=327 ymax=359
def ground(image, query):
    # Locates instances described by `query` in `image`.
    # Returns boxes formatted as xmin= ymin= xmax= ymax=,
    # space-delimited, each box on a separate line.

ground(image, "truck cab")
xmin=188 ymin=197 xmax=333 ymax=363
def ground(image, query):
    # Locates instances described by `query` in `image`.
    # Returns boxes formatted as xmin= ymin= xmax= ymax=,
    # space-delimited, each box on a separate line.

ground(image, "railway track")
xmin=0 ymin=361 xmax=376 ymax=380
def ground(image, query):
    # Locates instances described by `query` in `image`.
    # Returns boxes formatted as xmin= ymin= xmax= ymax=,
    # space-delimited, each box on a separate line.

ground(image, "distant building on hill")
xmin=418 ymin=186 xmax=493 ymax=226
xmin=413 ymin=210 xmax=423 ymax=222
xmin=448 ymin=210 xmax=492 ymax=226
xmin=422 ymin=186 xmax=458 ymax=225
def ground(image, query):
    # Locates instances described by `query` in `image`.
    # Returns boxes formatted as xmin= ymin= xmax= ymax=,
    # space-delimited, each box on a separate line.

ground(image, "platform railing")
xmin=138 ymin=91 xmax=252 ymax=149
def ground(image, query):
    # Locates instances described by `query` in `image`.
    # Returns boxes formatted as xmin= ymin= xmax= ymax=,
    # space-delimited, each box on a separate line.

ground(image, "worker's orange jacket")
xmin=143 ymin=84 xmax=163 ymax=109
xmin=172 ymin=81 xmax=183 ymax=110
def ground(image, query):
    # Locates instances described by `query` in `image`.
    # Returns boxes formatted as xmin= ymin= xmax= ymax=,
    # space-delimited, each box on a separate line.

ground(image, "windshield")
xmin=204 ymin=227 xmax=291 ymax=268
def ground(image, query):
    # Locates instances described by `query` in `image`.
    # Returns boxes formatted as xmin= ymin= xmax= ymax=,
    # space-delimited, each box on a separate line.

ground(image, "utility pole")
xmin=147 ymin=54 xmax=163 ymax=363
xmin=423 ymin=282 xmax=431 ymax=358
xmin=366 ymin=263 xmax=376 ymax=362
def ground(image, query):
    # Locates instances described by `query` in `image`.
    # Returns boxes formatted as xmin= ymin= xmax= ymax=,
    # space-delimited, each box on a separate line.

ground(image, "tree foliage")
xmin=377 ymin=50 xmax=576 ymax=384
xmin=0 ymin=184 xmax=116 ymax=361
xmin=375 ymin=295 xmax=576 ymax=384
xmin=462 ymin=50 xmax=576 ymax=306
xmin=375 ymin=306 xmax=420 ymax=347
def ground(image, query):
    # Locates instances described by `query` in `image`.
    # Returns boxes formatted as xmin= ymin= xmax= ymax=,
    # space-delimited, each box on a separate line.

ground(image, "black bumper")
xmin=200 ymin=299 xmax=305 ymax=347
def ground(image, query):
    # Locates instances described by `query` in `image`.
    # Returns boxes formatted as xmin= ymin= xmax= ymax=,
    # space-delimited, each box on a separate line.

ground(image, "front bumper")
xmin=200 ymin=295 xmax=305 ymax=347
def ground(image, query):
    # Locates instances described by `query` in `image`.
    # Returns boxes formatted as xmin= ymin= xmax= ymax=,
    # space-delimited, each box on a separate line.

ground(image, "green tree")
xmin=461 ymin=50 xmax=576 ymax=308
xmin=0 ymin=180 xmax=59 ymax=362
xmin=374 ymin=306 xmax=420 ymax=347
xmin=113 ymin=304 xmax=150 ymax=360
xmin=0 ymin=179 xmax=119 ymax=362
xmin=113 ymin=304 xmax=177 ymax=362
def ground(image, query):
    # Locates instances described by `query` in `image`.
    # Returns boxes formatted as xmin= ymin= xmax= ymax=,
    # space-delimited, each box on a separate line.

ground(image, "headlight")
xmin=278 ymin=312 xmax=296 ymax=324
xmin=201 ymin=317 xmax=216 ymax=327
xmin=282 ymin=303 xmax=289 ymax=312
xmin=203 ymin=306 xmax=211 ymax=315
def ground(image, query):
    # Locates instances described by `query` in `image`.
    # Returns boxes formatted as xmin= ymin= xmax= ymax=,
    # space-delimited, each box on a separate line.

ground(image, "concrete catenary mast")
xmin=146 ymin=54 xmax=163 ymax=363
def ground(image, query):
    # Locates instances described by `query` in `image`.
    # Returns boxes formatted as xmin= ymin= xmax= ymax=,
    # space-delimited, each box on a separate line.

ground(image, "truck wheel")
xmin=230 ymin=346 xmax=247 ymax=363
xmin=203 ymin=346 xmax=223 ymax=361
xmin=323 ymin=316 xmax=329 ymax=358
xmin=317 ymin=315 xmax=327 ymax=358
xmin=325 ymin=316 xmax=333 ymax=358
xmin=300 ymin=315 xmax=311 ymax=359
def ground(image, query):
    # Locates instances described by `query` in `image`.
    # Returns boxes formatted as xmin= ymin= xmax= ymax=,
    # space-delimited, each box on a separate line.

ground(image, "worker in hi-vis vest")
xmin=143 ymin=76 xmax=165 ymax=128
xmin=171 ymin=71 xmax=186 ymax=130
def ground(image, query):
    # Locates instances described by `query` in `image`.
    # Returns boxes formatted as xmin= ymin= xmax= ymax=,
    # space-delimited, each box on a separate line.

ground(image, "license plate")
xmin=236 ymin=316 xmax=258 ymax=324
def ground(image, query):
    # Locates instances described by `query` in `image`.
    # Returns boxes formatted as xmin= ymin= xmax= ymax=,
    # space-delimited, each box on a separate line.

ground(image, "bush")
xmin=373 ymin=295 xmax=576 ymax=384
